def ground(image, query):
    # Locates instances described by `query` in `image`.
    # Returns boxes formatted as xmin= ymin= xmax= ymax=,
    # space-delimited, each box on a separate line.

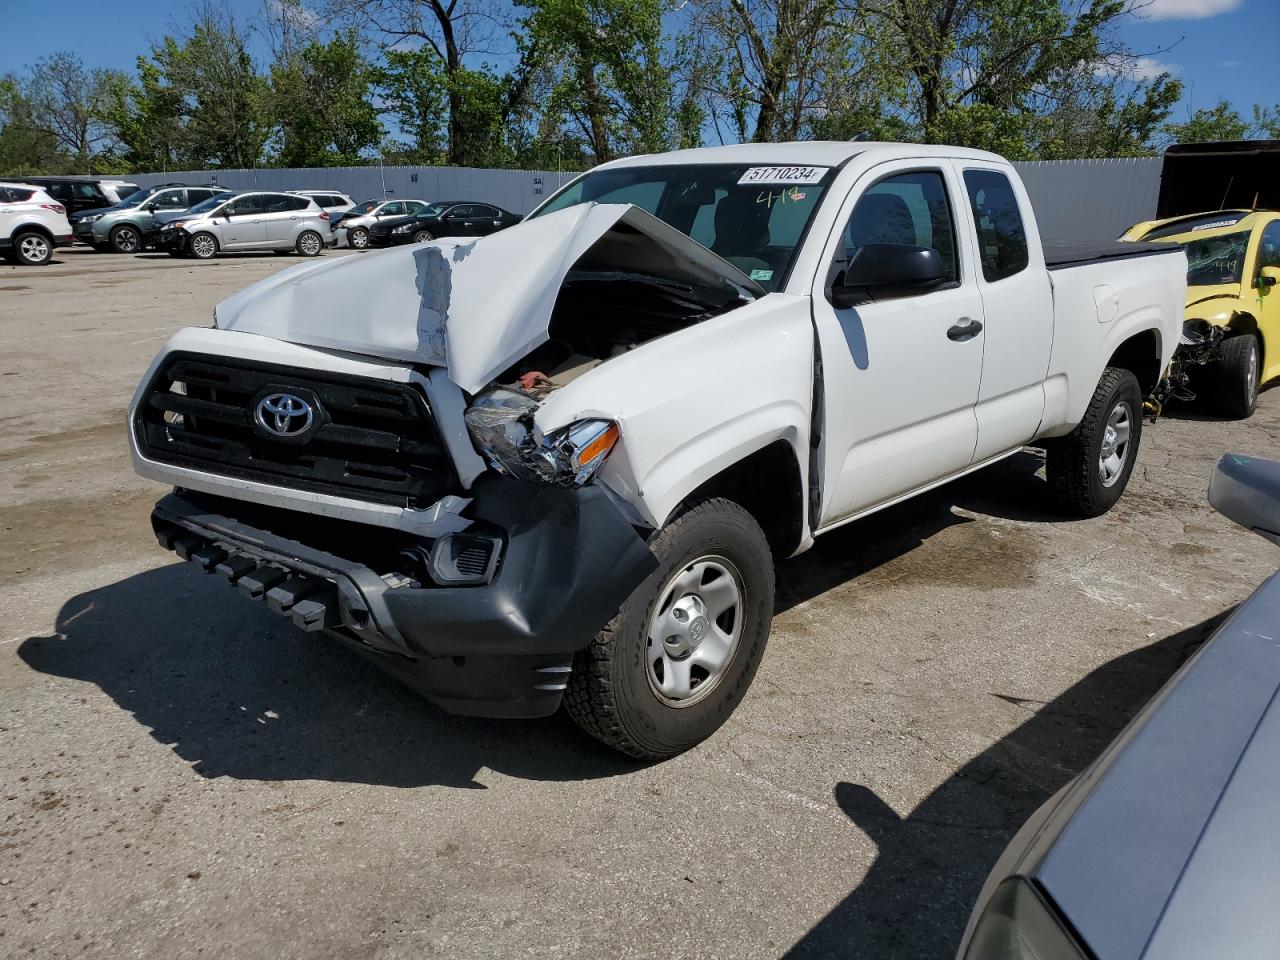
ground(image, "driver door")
xmin=220 ymin=195 xmax=266 ymax=247
xmin=810 ymin=161 xmax=986 ymax=526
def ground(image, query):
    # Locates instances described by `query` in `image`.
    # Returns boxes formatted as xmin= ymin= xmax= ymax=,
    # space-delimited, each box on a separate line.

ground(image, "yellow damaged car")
xmin=1121 ymin=209 xmax=1280 ymax=418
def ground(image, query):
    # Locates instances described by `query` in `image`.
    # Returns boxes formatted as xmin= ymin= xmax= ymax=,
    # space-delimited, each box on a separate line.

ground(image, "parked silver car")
xmin=333 ymin=198 xmax=435 ymax=248
xmin=160 ymin=191 xmax=332 ymax=259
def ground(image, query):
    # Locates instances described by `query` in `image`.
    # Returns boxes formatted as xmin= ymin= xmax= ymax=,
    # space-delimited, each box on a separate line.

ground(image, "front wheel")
xmin=109 ymin=224 xmax=141 ymax=253
xmin=565 ymin=498 xmax=774 ymax=759
xmin=295 ymin=230 xmax=323 ymax=257
xmin=347 ymin=227 xmax=369 ymax=249
xmin=188 ymin=232 xmax=219 ymax=260
xmin=1211 ymin=334 xmax=1260 ymax=420
xmin=1046 ymin=367 xmax=1143 ymax=518
xmin=412 ymin=229 xmax=434 ymax=243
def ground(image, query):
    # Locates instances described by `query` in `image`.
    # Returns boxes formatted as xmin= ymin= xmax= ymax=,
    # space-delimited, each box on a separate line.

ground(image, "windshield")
xmin=1182 ymin=230 xmax=1249 ymax=286
xmin=423 ymin=202 xmax=449 ymax=217
xmin=185 ymin=193 xmax=235 ymax=216
xmin=531 ymin=163 xmax=833 ymax=291
xmin=351 ymin=198 xmax=383 ymax=214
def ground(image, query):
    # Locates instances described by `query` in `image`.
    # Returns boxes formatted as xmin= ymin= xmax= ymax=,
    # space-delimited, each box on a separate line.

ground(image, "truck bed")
xmin=1042 ymin=239 xmax=1180 ymax=271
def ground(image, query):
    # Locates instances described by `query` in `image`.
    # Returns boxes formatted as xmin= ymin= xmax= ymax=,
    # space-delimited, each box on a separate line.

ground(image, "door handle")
xmin=947 ymin=317 xmax=983 ymax=342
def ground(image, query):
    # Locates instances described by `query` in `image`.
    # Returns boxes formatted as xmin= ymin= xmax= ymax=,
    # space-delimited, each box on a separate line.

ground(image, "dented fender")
xmin=531 ymin=294 xmax=817 ymax=534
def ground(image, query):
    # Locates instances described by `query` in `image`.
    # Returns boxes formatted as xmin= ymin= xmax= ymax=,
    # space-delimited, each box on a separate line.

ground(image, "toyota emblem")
xmin=255 ymin=392 xmax=314 ymax=438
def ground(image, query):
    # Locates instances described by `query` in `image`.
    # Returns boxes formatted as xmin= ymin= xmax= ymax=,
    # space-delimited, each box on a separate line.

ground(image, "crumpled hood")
xmin=214 ymin=202 xmax=764 ymax=394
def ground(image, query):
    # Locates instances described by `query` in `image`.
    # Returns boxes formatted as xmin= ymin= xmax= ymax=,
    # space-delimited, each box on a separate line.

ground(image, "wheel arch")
xmin=665 ymin=438 xmax=806 ymax=559
xmin=1106 ymin=327 xmax=1164 ymax=396
xmin=1226 ymin=311 xmax=1266 ymax=367
xmin=12 ymin=220 xmax=54 ymax=243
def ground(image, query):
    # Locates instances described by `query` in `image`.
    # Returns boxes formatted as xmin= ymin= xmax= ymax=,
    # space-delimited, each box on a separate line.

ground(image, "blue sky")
xmin=1 ymin=0 xmax=1275 ymax=131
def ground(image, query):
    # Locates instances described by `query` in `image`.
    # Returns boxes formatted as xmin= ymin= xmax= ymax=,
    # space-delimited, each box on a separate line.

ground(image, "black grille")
xmin=135 ymin=353 xmax=456 ymax=507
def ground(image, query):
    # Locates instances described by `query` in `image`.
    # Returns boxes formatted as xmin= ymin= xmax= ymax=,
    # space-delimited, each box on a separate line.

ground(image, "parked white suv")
xmin=290 ymin=190 xmax=354 ymax=221
xmin=335 ymin=198 xmax=435 ymax=248
xmin=159 ymin=191 xmax=332 ymax=259
xmin=0 ymin=183 xmax=72 ymax=265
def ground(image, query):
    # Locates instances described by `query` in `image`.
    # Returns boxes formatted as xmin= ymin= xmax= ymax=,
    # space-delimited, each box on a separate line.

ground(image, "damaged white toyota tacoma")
xmin=129 ymin=143 xmax=1186 ymax=758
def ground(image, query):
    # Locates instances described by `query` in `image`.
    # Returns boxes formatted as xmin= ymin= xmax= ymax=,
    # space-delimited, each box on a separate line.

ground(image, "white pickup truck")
xmin=129 ymin=142 xmax=1186 ymax=758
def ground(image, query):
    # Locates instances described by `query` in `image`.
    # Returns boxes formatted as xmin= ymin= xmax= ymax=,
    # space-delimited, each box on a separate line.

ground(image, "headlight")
xmin=162 ymin=221 xmax=185 ymax=231
xmin=961 ymin=879 xmax=1086 ymax=960
xmin=392 ymin=223 xmax=414 ymax=233
xmin=81 ymin=213 xmax=103 ymax=224
xmin=463 ymin=388 xmax=619 ymax=486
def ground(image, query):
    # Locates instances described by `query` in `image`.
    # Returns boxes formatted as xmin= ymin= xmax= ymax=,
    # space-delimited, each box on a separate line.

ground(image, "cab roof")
xmin=597 ymin=140 xmax=1008 ymax=171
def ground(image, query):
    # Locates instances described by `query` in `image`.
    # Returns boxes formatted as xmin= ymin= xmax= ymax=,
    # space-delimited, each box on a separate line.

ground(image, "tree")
xmin=0 ymin=75 xmax=64 ymax=175
xmin=689 ymin=0 xmax=877 ymax=143
xmin=24 ymin=53 xmax=122 ymax=171
xmin=270 ymin=31 xmax=383 ymax=165
xmin=522 ymin=0 xmax=676 ymax=164
xmin=102 ymin=58 xmax=187 ymax=171
xmin=376 ymin=47 xmax=450 ymax=163
xmin=1163 ymin=100 xmax=1249 ymax=146
xmin=1253 ymin=105 xmax=1280 ymax=140
xmin=337 ymin=0 xmax=507 ymax=165
xmin=1034 ymin=70 xmax=1182 ymax=159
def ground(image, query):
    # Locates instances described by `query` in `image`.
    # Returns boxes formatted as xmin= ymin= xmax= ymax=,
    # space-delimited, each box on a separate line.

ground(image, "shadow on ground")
xmin=19 ymin=454 xmax=1077 ymax=790
xmin=18 ymin=562 xmax=637 ymax=789
xmin=783 ymin=609 xmax=1231 ymax=959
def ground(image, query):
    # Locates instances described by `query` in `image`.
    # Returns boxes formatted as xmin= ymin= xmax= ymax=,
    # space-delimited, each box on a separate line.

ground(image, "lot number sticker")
xmin=737 ymin=166 xmax=828 ymax=185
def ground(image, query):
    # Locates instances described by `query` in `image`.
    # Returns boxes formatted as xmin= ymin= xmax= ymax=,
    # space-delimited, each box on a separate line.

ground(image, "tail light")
xmin=319 ymin=211 xmax=329 ymax=221
xmin=41 ymin=203 xmax=66 ymax=215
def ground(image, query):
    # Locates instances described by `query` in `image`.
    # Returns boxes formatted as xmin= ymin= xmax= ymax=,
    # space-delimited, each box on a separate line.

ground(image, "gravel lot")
xmin=2 ymin=246 xmax=1278 ymax=959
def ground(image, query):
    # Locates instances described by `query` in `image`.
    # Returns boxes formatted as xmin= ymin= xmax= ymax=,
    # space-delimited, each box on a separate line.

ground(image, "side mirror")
xmin=829 ymin=244 xmax=946 ymax=308
xmin=1257 ymin=266 xmax=1280 ymax=292
xmin=1208 ymin=454 xmax=1280 ymax=546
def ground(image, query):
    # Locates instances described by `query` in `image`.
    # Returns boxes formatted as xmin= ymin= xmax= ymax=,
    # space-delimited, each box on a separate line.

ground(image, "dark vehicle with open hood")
xmin=366 ymin=200 xmax=520 ymax=247
xmin=957 ymin=452 xmax=1280 ymax=960
xmin=128 ymin=142 xmax=1185 ymax=759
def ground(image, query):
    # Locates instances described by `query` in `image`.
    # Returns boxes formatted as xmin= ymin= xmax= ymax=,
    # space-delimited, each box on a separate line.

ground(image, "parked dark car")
xmin=366 ymin=201 xmax=520 ymax=247
xmin=957 ymin=452 xmax=1280 ymax=959
xmin=0 ymin=176 xmax=135 ymax=215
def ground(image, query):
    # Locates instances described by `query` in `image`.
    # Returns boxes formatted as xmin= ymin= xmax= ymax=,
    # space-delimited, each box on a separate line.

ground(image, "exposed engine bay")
xmin=1147 ymin=319 xmax=1229 ymax=416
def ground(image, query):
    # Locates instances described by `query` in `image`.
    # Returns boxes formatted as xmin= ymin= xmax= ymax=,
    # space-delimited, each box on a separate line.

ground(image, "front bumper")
xmin=150 ymin=481 xmax=657 ymax=717
xmin=72 ymin=222 xmax=97 ymax=243
xmin=367 ymin=230 xmax=409 ymax=248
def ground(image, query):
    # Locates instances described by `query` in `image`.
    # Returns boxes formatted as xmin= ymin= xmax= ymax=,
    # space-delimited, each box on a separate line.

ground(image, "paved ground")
xmin=1 ymin=246 xmax=1278 ymax=959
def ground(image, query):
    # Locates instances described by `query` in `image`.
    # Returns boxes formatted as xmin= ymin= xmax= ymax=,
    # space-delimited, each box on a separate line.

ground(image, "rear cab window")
xmin=962 ymin=169 xmax=1029 ymax=281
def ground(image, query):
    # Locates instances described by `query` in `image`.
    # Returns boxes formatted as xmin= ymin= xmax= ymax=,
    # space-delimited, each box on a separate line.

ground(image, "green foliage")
xmin=1164 ymin=100 xmax=1249 ymax=146
xmin=0 ymin=0 xmax=1273 ymax=175
xmin=271 ymin=31 xmax=383 ymax=166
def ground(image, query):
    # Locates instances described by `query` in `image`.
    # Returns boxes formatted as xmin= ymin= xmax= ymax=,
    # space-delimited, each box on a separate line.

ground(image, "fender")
xmin=533 ymin=294 xmax=815 ymax=530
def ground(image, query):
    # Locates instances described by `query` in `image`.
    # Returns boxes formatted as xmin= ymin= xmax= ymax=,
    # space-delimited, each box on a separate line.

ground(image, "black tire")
xmin=12 ymin=230 xmax=53 ymax=265
xmin=1047 ymin=367 xmax=1143 ymax=518
xmin=348 ymin=227 xmax=369 ymax=249
xmin=412 ymin=229 xmax=434 ymax=243
xmin=564 ymin=498 xmax=774 ymax=760
xmin=296 ymin=230 xmax=323 ymax=257
xmin=1210 ymin=334 xmax=1260 ymax=420
xmin=188 ymin=232 xmax=219 ymax=260
xmin=109 ymin=224 xmax=141 ymax=253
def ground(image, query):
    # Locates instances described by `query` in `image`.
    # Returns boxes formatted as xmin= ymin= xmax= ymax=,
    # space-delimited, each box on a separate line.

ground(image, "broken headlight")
xmin=464 ymin=387 xmax=619 ymax=486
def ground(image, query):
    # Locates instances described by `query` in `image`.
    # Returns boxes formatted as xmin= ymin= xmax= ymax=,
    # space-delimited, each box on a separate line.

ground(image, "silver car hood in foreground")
xmin=213 ymin=202 xmax=763 ymax=395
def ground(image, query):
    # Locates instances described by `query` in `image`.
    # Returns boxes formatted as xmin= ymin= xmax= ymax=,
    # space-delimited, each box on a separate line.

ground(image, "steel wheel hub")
xmin=646 ymin=556 xmax=744 ymax=706
xmin=1098 ymin=402 xmax=1131 ymax=487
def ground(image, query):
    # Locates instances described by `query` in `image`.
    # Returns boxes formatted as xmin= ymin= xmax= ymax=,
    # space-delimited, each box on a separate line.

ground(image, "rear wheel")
xmin=109 ymin=224 xmax=141 ymax=253
xmin=189 ymin=232 xmax=219 ymax=260
xmin=1046 ymin=367 xmax=1143 ymax=518
xmin=1211 ymin=334 xmax=1260 ymax=420
xmin=565 ymin=498 xmax=774 ymax=759
xmin=348 ymin=227 xmax=369 ymax=249
xmin=296 ymin=230 xmax=323 ymax=257
xmin=12 ymin=230 xmax=52 ymax=265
